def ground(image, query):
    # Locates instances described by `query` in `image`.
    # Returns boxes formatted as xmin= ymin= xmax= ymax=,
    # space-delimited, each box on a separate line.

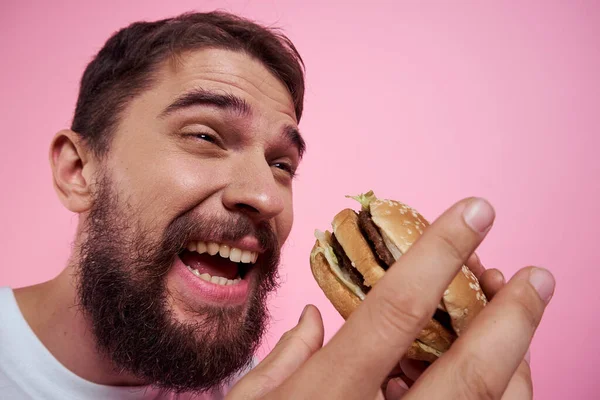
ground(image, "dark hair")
xmin=71 ymin=11 xmax=305 ymax=157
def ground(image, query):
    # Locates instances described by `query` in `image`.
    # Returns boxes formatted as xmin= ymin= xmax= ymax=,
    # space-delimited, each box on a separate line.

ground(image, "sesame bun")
xmin=309 ymin=191 xmax=488 ymax=362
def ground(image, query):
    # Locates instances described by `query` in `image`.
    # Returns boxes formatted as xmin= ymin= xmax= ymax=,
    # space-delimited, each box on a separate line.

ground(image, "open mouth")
xmin=178 ymin=241 xmax=259 ymax=286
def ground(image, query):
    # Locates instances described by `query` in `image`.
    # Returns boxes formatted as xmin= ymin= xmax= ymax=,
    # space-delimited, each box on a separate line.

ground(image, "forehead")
xmin=152 ymin=48 xmax=297 ymax=123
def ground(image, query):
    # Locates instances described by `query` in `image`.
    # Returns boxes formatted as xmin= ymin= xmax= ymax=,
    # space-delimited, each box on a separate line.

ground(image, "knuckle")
xmin=454 ymin=354 xmax=498 ymax=400
xmin=286 ymin=333 xmax=320 ymax=357
xmin=513 ymin=362 xmax=534 ymax=396
xmin=370 ymin=284 xmax=431 ymax=343
xmin=278 ymin=329 xmax=295 ymax=344
xmin=431 ymin=230 xmax=467 ymax=265
xmin=277 ymin=328 xmax=320 ymax=357
xmin=507 ymin=283 xmax=542 ymax=329
xmin=246 ymin=371 xmax=278 ymax=396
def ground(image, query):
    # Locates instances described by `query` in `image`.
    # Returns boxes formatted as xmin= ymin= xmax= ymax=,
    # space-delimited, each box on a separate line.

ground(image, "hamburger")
xmin=309 ymin=191 xmax=488 ymax=363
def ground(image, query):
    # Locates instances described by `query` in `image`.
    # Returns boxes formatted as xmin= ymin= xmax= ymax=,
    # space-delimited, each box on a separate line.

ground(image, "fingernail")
xmin=463 ymin=198 xmax=495 ymax=233
xmin=299 ymin=305 xmax=309 ymax=322
xmin=387 ymin=378 xmax=409 ymax=397
xmin=396 ymin=378 xmax=409 ymax=390
xmin=524 ymin=348 xmax=531 ymax=365
xmin=492 ymin=268 xmax=506 ymax=284
xmin=528 ymin=268 xmax=555 ymax=304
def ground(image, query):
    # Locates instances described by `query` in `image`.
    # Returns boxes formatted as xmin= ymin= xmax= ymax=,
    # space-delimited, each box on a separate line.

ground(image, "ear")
xmin=49 ymin=129 xmax=96 ymax=213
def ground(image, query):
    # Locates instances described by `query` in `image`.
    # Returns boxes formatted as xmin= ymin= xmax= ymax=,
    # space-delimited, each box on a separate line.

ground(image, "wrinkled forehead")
xmin=152 ymin=48 xmax=297 ymax=123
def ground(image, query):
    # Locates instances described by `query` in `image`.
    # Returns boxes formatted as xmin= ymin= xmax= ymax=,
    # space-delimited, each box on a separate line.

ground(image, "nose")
xmin=222 ymin=157 xmax=285 ymax=222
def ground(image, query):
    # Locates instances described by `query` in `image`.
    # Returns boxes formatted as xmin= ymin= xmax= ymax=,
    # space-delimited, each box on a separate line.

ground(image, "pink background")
xmin=1 ymin=1 xmax=598 ymax=398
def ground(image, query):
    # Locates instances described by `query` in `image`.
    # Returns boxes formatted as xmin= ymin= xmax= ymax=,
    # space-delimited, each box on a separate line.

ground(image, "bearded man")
xmin=0 ymin=10 xmax=553 ymax=400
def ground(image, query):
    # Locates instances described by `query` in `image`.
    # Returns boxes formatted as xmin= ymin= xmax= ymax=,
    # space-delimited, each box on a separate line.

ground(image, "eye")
xmin=183 ymin=131 xmax=225 ymax=149
xmin=272 ymin=162 xmax=297 ymax=178
xmin=193 ymin=133 xmax=217 ymax=143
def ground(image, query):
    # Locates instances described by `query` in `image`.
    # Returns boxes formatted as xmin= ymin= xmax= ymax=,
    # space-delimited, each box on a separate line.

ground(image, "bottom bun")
xmin=310 ymin=243 xmax=361 ymax=319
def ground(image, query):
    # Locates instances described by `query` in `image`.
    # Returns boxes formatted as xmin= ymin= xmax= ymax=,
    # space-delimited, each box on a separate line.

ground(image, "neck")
xmin=13 ymin=264 xmax=146 ymax=387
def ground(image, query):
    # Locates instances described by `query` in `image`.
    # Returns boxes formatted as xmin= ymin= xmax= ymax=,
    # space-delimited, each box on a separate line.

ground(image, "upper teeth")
xmin=186 ymin=241 xmax=258 ymax=264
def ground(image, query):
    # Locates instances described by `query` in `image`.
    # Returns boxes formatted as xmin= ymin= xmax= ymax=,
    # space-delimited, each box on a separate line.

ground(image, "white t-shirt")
xmin=0 ymin=287 xmax=251 ymax=399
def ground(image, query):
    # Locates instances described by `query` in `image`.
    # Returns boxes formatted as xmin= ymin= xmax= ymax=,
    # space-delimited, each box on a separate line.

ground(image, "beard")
xmin=75 ymin=173 xmax=281 ymax=394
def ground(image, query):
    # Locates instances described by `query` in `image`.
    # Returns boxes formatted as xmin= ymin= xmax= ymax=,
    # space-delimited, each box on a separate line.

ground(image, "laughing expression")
xmin=75 ymin=48 xmax=304 ymax=392
xmin=105 ymin=47 xmax=301 ymax=316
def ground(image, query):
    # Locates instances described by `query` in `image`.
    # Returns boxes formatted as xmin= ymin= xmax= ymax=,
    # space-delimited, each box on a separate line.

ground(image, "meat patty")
xmin=331 ymin=233 xmax=371 ymax=294
xmin=433 ymin=308 xmax=455 ymax=334
xmin=358 ymin=210 xmax=396 ymax=269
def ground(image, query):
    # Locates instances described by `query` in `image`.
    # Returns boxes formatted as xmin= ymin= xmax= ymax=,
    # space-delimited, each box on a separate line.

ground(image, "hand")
xmin=226 ymin=198 xmax=554 ymax=399
xmin=386 ymin=255 xmax=534 ymax=399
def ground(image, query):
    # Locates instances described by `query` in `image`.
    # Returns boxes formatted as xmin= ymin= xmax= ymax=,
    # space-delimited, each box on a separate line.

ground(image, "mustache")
xmin=162 ymin=212 xmax=280 ymax=256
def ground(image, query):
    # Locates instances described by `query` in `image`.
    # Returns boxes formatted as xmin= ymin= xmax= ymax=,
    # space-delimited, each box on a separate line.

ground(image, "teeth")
xmin=187 ymin=265 xmax=242 ymax=286
xmin=186 ymin=265 xmax=240 ymax=285
xmin=241 ymin=250 xmax=253 ymax=263
xmin=207 ymin=242 xmax=220 ymax=256
xmin=229 ymin=248 xmax=242 ymax=263
xmin=199 ymin=273 xmax=211 ymax=282
xmin=218 ymin=245 xmax=231 ymax=258
xmin=185 ymin=241 xmax=258 ymax=264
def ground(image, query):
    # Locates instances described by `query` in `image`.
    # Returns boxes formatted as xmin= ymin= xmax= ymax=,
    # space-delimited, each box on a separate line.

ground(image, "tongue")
xmin=180 ymin=251 xmax=239 ymax=280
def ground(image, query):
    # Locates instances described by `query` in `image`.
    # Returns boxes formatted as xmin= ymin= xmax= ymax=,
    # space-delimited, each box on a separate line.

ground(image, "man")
xmin=0 ymin=10 xmax=553 ymax=399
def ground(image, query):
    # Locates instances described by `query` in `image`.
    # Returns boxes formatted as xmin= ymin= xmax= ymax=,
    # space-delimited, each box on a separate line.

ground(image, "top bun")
xmin=368 ymin=196 xmax=487 ymax=335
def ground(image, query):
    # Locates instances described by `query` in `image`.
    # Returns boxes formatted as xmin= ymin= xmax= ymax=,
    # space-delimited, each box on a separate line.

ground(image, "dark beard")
xmin=75 ymin=174 xmax=281 ymax=394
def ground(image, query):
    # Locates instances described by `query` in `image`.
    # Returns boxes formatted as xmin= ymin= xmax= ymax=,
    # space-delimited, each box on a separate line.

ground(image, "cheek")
xmin=109 ymin=148 xmax=224 ymax=227
xmin=276 ymin=195 xmax=294 ymax=243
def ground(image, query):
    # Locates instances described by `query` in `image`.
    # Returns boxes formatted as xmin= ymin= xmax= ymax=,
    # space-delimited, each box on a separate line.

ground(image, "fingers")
xmin=466 ymin=252 xmax=505 ymax=300
xmin=269 ymin=198 xmax=496 ymax=399
xmin=399 ymin=358 xmax=428 ymax=383
xmin=465 ymin=252 xmax=485 ymax=278
xmin=478 ymin=268 xmax=534 ymax=400
xmin=226 ymin=305 xmax=324 ymax=399
xmin=385 ymin=378 xmax=409 ymax=399
xmin=406 ymin=266 xmax=554 ymax=399
xmin=480 ymin=268 xmax=505 ymax=300
xmin=501 ymin=360 xmax=534 ymax=399
xmin=396 ymin=269 xmax=505 ymax=385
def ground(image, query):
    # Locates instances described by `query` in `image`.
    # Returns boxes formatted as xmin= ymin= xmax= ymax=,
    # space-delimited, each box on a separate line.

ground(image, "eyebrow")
xmin=161 ymin=88 xmax=306 ymax=159
xmin=282 ymin=124 xmax=306 ymax=160
xmin=159 ymin=88 xmax=252 ymax=118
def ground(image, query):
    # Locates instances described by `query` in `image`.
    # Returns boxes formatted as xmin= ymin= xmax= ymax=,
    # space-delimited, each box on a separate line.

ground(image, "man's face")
xmin=76 ymin=48 xmax=302 ymax=392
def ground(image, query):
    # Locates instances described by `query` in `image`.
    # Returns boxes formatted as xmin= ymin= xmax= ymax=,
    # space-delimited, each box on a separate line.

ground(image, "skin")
xmin=14 ymin=48 xmax=301 ymax=386
xmin=11 ymin=48 xmax=553 ymax=398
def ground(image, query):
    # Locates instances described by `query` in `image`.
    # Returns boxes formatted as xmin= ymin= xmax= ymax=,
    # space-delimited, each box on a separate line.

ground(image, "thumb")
xmin=226 ymin=305 xmax=324 ymax=399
